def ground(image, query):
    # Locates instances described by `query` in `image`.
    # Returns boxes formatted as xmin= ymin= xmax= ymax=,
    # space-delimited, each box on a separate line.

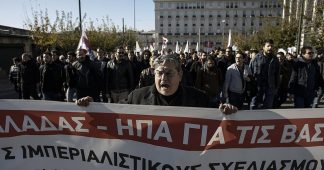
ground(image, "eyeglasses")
xmin=155 ymin=70 xmax=177 ymax=78
xmin=306 ymin=52 xmax=313 ymax=55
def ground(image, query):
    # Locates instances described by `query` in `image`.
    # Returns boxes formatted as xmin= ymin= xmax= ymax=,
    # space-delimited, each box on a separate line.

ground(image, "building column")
xmin=289 ymin=0 xmax=293 ymax=22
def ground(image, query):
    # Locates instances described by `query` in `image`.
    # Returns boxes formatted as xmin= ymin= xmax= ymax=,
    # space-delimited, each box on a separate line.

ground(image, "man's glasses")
xmin=155 ymin=70 xmax=176 ymax=78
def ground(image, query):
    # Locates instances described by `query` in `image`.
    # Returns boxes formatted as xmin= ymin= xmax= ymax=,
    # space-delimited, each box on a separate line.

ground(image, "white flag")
xmin=175 ymin=41 xmax=180 ymax=54
xmin=184 ymin=41 xmax=189 ymax=53
xmin=77 ymin=31 xmax=96 ymax=60
xmin=196 ymin=42 xmax=199 ymax=52
xmin=227 ymin=29 xmax=232 ymax=47
xmin=77 ymin=31 xmax=90 ymax=51
xmin=136 ymin=41 xmax=141 ymax=53
xmin=162 ymin=37 xmax=168 ymax=49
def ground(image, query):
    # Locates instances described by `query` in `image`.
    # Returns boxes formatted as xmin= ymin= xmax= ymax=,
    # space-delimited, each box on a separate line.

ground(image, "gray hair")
xmin=153 ymin=54 xmax=182 ymax=72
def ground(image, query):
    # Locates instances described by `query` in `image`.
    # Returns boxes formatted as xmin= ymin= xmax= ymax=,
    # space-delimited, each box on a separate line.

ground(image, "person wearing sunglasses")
xmin=288 ymin=46 xmax=324 ymax=108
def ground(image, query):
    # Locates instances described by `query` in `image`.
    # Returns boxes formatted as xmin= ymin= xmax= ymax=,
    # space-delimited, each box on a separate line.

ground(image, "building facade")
xmin=154 ymin=0 xmax=283 ymax=51
xmin=0 ymin=25 xmax=32 ymax=77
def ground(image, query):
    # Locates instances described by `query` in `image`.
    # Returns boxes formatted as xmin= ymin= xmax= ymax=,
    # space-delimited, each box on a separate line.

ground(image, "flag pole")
xmin=78 ymin=0 xmax=82 ymax=34
xmin=198 ymin=27 xmax=201 ymax=52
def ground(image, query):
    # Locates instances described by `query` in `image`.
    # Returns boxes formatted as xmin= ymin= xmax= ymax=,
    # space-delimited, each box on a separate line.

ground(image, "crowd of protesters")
xmin=8 ymin=39 xmax=324 ymax=109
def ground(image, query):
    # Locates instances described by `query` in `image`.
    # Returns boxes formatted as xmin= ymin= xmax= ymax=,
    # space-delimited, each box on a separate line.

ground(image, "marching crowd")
xmin=8 ymin=39 xmax=324 ymax=110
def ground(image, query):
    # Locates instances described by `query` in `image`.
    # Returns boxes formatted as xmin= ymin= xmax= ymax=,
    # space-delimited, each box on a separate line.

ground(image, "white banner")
xmin=0 ymin=99 xmax=323 ymax=170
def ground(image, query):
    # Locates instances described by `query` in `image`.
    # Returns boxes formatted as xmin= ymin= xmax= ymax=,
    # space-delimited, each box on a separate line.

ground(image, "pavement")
xmin=0 ymin=78 xmax=18 ymax=99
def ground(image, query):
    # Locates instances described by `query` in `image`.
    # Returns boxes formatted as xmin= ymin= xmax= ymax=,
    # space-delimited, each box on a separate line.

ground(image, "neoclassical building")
xmin=154 ymin=0 xmax=283 ymax=50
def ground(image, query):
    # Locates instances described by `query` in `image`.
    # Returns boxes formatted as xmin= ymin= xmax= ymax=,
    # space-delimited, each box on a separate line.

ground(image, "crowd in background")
xmin=8 ymin=39 xmax=324 ymax=109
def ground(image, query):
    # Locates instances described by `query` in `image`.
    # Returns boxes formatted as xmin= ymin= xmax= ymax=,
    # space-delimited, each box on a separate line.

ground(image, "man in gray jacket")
xmin=223 ymin=52 xmax=249 ymax=109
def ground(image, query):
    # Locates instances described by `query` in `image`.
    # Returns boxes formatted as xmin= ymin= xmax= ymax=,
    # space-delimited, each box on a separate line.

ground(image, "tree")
xmin=24 ymin=8 xmax=137 ymax=55
xmin=306 ymin=1 xmax=324 ymax=50
xmin=232 ymin=17 xmax=298 ymax=51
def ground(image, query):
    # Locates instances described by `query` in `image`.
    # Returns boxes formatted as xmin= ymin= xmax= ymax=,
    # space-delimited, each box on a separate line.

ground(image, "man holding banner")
xmin=77 ymin=54 xmax=237 ymax=114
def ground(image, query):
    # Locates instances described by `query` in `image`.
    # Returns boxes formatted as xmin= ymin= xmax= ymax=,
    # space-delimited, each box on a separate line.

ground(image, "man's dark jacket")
xmin=127 ymin=85 xmax=209 ymax=107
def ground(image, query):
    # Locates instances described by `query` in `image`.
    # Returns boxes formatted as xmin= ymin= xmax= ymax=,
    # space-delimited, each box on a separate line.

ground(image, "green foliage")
xmin=306 ymin=1 xmax=324 ymax=50
xmin=24 ymin=8 xmax=137 ymax=54
xmin=233 ymin=17 xmax=298 ymax=52
xmin=233 ymin=1 xmax=324 ymax=52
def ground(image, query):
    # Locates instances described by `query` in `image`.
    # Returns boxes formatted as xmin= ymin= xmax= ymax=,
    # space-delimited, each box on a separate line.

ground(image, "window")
xmin=193 ymin=24 xmax=196 ymax=27
xmin=209 ymin=23 xmax=212 ymax=26
xmin=160 ymin=24 xmax=163 ymax=27
xmin=168 ymin=24 xmax=171 ymax=27
xmin=160 ymin=2 xmax=164 ymax=9
xmin=251 ymin=11 xmax=255 ymax=17
xmin=168 ymin=2 xmax=172 ymax=8
xmin=201 ymin=24 xmax=204 ymax=26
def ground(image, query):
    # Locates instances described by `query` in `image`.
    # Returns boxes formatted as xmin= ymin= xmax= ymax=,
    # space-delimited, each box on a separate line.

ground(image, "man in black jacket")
xmin=106 ymin=47 xmax=134 ymax=103
xmin=73 ymin=48 xmax=102 ymax=101
xmin=19 ymin=53 xmax=40 ymax=100
xmin=39 ymin=52 xmax=64 ymax=101
xmin=77 ymin=55 xmax=237 ymax=114
xmin=128 ymin=55 xmax=208 ymax=107
xmin=288 ymin=46 xmax=324 ymax=108
xmin=249 ymin=39 xmax=280 ymax=110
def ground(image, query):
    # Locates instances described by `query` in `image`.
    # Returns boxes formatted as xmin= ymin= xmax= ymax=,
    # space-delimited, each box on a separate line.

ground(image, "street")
xmin=0 ymin=78 xmax=18 ymax=99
